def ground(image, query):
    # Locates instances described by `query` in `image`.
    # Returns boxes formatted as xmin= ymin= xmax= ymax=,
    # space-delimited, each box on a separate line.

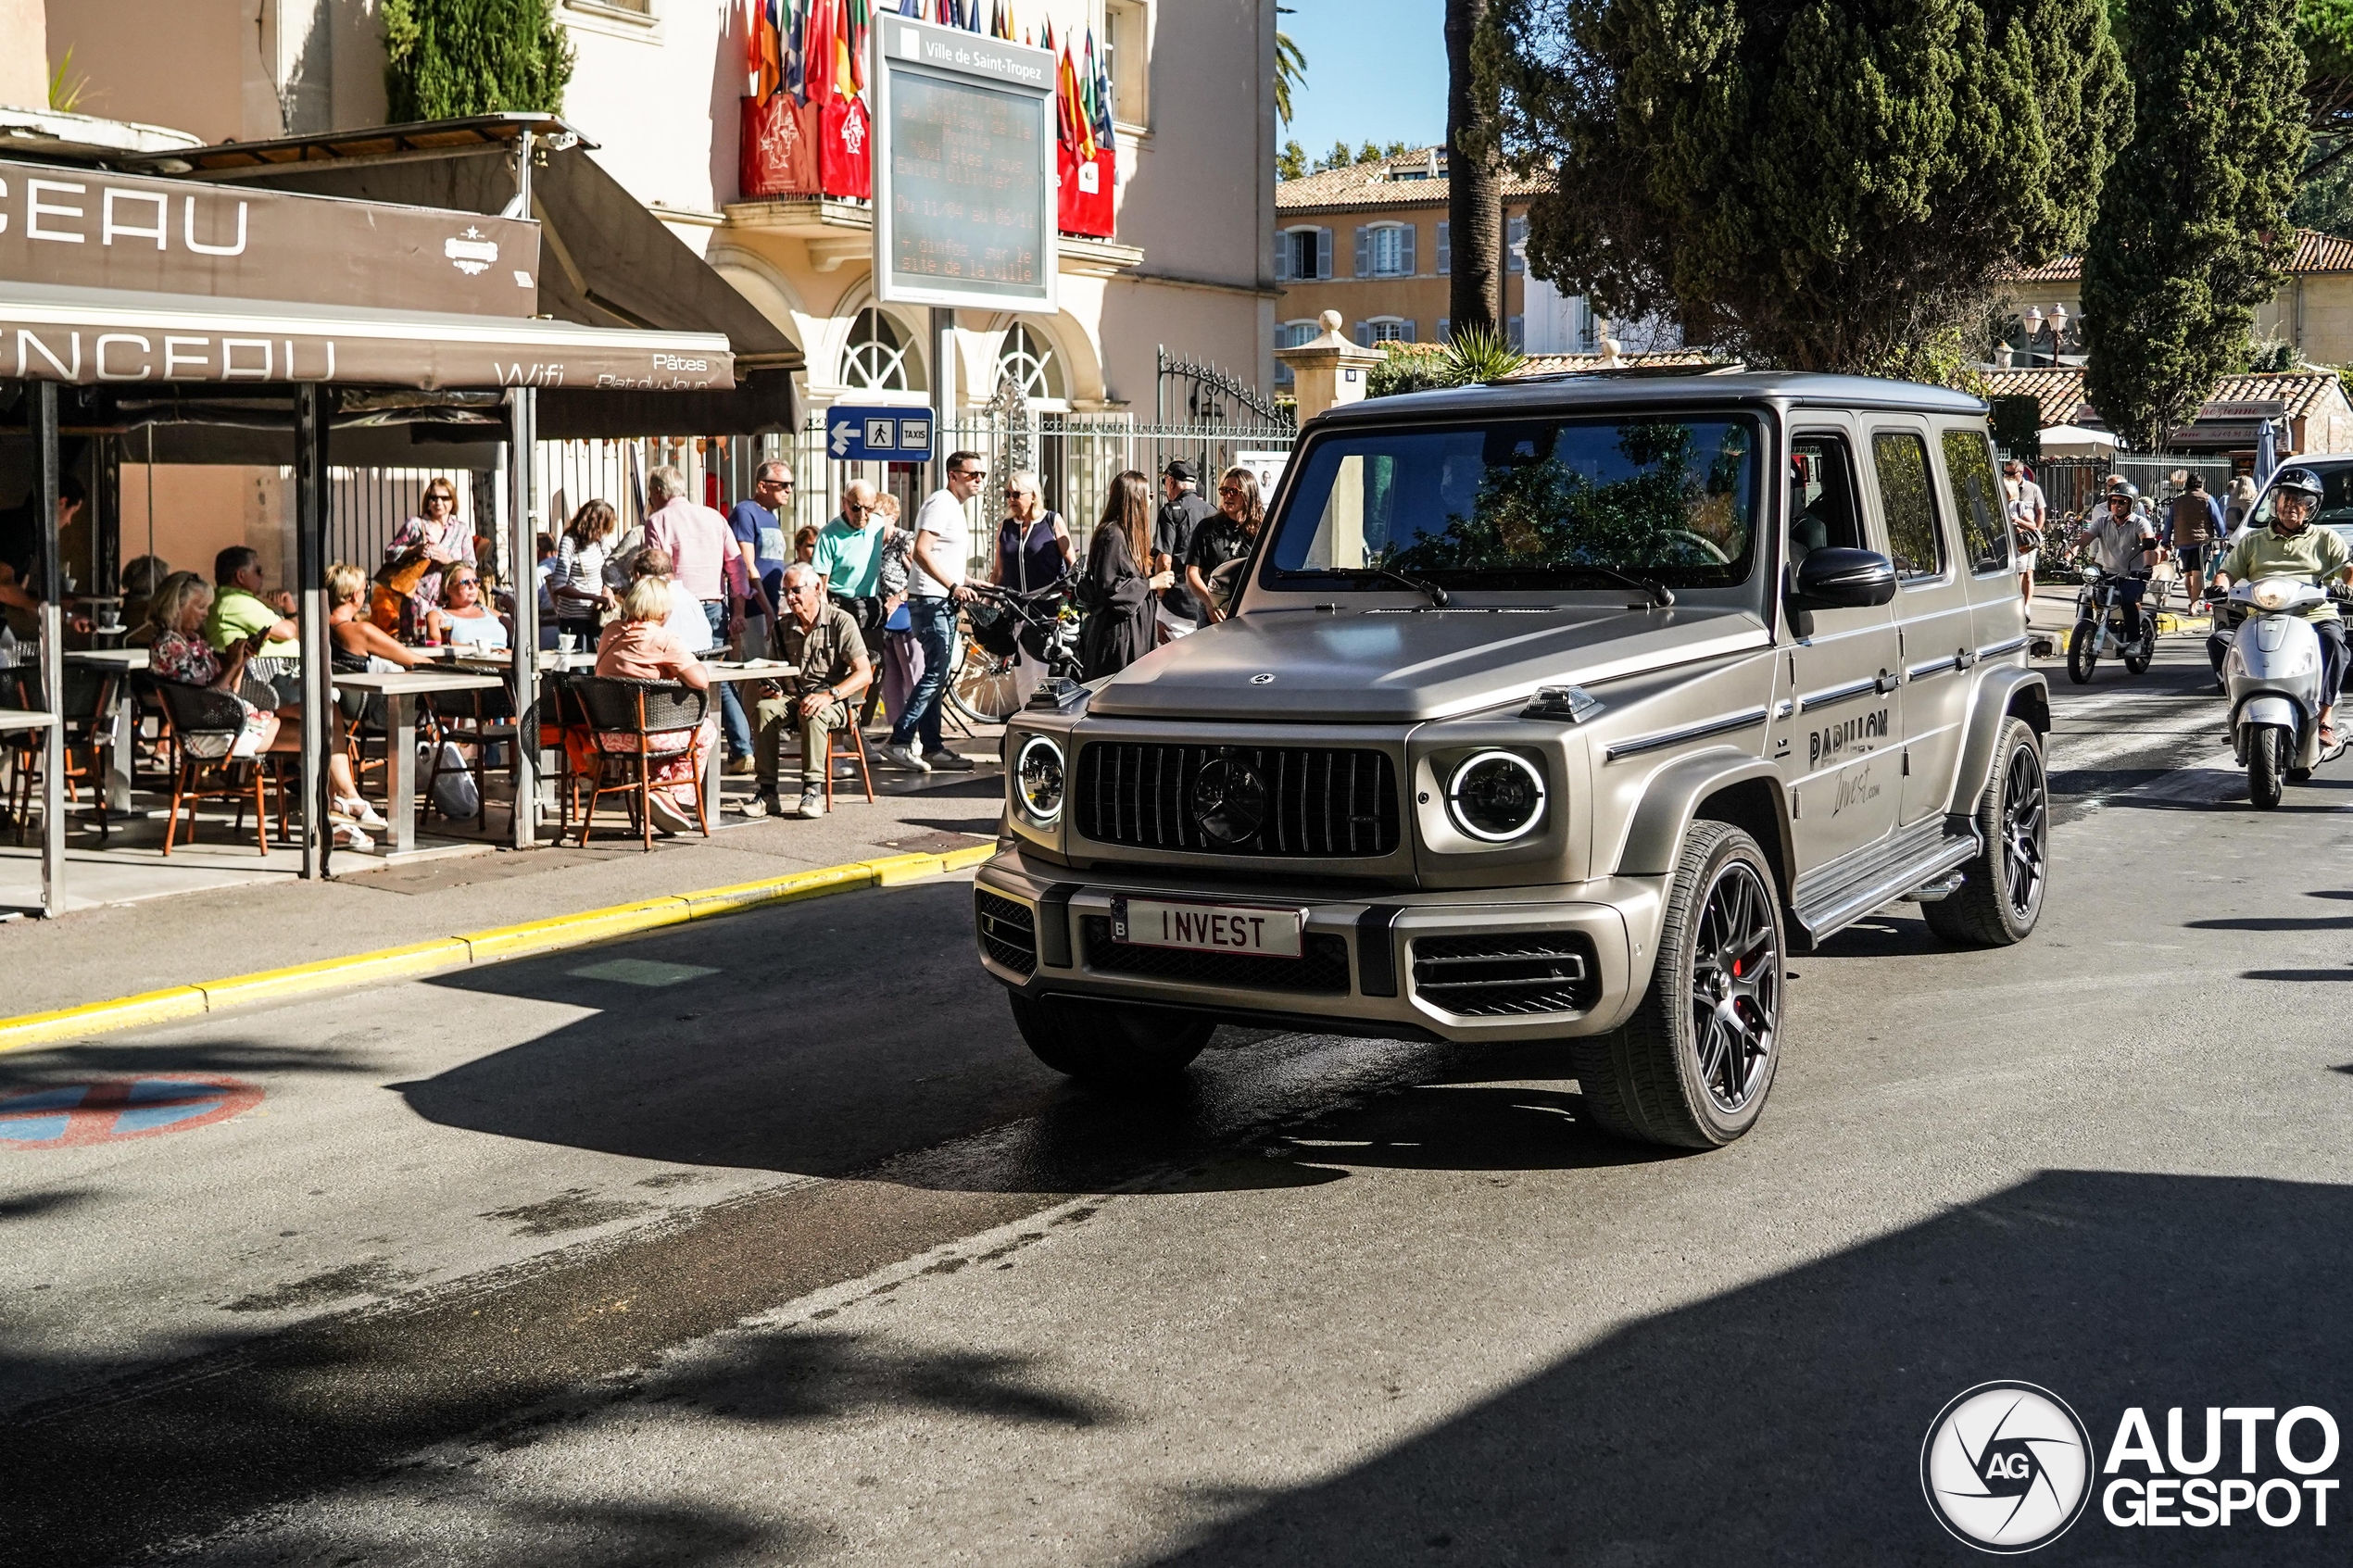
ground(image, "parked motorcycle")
xmin=2067 ymin=564 xmax=2156 ymax=684
xmin=2220 ymin=574 xmax=2343 ymax=809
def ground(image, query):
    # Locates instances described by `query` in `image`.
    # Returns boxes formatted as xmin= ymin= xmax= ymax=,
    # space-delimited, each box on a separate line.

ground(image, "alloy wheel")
xmin=1688 ymin=860 xmax=1780 ymax=1112
xmin=2001 ymin=743 xmax=2047 ymax=919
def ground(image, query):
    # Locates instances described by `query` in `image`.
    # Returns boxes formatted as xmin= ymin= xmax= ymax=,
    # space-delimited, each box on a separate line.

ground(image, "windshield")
xmin=1263 ymin=414 xmax=1765 ymax=593
xmin=2251 ymin=465 xmax=2353 ymax=532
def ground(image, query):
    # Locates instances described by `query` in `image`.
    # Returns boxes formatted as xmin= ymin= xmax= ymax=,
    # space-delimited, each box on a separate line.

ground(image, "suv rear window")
xmin=1265 ymin=415 xmax=1763 ymax=593
xmin=1939 ymin=429 xmax=2011 ymax=574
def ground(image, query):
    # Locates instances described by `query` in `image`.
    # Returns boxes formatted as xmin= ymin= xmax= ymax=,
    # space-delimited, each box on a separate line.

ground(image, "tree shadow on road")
xmin=1137 ymin=1171 xmax=2353 ymax=1567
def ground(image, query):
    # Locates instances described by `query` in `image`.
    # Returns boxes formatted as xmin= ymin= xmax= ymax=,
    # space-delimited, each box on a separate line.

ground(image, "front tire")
xmin=2123 ymin=625 xmax=2153 ymax=675
xmin=2248 ymin=723 xmax=2290 ymax=809
xmin=1571 ymin=821 xmax=1783 ymax=1149
xmin=2067 ymin=620 xmax=2098 ymax=684
xmin=1925 ymin=717 xmax=2048 ymax=947
xmin=1009 ymin=994 xmax=1214 ymax=1087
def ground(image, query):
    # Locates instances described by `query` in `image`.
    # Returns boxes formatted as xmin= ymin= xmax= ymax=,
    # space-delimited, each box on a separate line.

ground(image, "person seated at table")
xmin=626 ymin=547 xmax=712 ymax=653
xmin=120 ymin=554 xmax=170 ymax=637
xmin=423 ymin=565 xmax=511 ymax=651
xmin=744 ymin=563 xmax=874 ymax=821
xmin=204 ymin=546 xmax=301 ymax=699
xmin=587 ymin=575 xmax=716 ymax=837
xmin=328 ymin=562 xmax=427 ymax=673
xmin=152 ymin=572 xmax=372 ymax=847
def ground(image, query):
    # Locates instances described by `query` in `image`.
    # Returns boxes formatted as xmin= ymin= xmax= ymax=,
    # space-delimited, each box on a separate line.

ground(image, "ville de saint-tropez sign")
xmin=871 ymin=14 xmax=1058 ymax=314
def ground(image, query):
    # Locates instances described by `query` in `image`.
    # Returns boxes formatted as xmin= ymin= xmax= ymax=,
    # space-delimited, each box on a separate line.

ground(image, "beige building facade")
xmin=1272 ymin=149 xmax=1550 ymax=379
xmin=39 ymin=0 xmax=1281 ymax=426
xmin=2000 ymin=231 xmax=2353 ymax=369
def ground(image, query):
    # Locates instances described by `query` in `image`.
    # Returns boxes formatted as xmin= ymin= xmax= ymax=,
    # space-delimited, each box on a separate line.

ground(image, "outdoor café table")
xmin=63 ymin=648 xmax=149 ymax=812
xmin=331 ymin=670 xmax=504 ymax=855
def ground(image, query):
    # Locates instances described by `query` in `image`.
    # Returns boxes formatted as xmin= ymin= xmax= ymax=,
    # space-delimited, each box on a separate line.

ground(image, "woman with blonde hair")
xmin=578 ymin=572 xmax=716 ymax=836
xmin=1080 ymin=470 xmax=1173 ymax=678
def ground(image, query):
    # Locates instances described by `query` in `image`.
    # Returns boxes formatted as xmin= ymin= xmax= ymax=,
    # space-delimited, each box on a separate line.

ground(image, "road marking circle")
xmin=0 ymin=1074 xmax=264 ymax=1148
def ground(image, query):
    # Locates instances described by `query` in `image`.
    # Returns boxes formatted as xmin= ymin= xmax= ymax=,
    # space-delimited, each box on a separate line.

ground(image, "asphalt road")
xmin=6 ymin=633 xmax=2351 ymax=1566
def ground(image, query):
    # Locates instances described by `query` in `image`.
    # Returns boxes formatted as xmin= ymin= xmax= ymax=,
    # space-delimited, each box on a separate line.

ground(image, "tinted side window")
xmin=1872 ymin=432 xmax=1944 ymax=580
xmin=1940 ymin=429 xmax=2011 ymax=574
xmin=1789 ymin=433 xmax=1865 ymax=564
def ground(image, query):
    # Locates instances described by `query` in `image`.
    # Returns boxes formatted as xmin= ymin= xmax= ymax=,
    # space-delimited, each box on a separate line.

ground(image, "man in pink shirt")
xmin=642 ymin=465 xmax=753 ymax=767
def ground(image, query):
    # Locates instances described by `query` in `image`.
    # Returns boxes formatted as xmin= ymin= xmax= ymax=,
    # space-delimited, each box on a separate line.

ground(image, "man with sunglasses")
xmin=813 ymin=479 xmax=892 ymax=634
xmin=881 ymin=452 xmax=986 ymax=772
xmin=730 ymin=461 xmax=793 ymax=651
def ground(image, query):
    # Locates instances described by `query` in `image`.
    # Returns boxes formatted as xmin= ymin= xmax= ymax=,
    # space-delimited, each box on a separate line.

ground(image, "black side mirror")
xmin=1787 ymin=547 xmax=1897 ymax=611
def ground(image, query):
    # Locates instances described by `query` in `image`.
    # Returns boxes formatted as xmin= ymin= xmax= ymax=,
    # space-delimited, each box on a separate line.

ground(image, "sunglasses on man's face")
xmin=954 ymin=469 xmax=988 ymax=482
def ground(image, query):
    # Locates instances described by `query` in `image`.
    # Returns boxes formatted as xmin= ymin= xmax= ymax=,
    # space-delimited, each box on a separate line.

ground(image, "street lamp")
xmin=2049 ymin=304 xmax=2070 ymax=361
xmin=2023 ymin=306 xmax=2045 ymax=368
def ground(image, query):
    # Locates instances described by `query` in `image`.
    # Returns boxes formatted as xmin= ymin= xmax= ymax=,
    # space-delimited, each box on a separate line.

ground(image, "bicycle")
xmin=947 ymin=581 xmax=1083 ymax=726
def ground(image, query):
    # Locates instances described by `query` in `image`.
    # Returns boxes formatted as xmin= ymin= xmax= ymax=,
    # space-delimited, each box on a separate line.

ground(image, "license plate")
xmin=1111 ymin=897 xmax=1303 ymax=959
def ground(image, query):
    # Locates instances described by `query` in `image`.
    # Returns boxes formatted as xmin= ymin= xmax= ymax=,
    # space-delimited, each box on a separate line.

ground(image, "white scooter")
xmin=2220 ymin=575 xmax=2343 ymax=809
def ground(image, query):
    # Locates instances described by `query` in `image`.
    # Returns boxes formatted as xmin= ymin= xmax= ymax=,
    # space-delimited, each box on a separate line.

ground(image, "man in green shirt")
xmin=202 ymin=546 xmax=301 ymax=662
xmin=812 ymin=479 xmax=890 ymax=622
xmin=2211 ymin=467 xmax=2353 ymax=742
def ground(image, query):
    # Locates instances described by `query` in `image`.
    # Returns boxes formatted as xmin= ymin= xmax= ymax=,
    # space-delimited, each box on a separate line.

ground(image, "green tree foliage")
xmin=383 ymin=0 xmax=575 ymax=122
xmin=1365 ymin=328 xmax=1529 ymax=398
xmin=1276 ymin=25 xmax=1307 ymax=127
xmin=1484 ymin=1 xmax=2129 ymax=374
xmin=2082 ymin=0 xmax=2307 ymax=451
xmin=1278 ymin=139 xmax=1309 ymax=182
xmin=2300 ymin=0 xmax=2353 ymax=134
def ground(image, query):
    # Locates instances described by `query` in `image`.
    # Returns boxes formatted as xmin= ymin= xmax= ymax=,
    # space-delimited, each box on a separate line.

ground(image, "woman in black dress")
xmin=1081 ymin=469 xmax=1173 ymax=678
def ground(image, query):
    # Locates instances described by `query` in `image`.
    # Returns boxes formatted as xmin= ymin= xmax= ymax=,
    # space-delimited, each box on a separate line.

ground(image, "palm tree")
xmin=1444 ymin=0 xmax=1502 ymax=340
xmin=1275 ymin=8 xmax=1305 ymax=128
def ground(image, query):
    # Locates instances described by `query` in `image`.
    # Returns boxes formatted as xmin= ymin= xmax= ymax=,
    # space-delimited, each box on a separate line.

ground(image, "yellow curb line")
xmin=0 ymin=841 xmax=1001 ymax=1056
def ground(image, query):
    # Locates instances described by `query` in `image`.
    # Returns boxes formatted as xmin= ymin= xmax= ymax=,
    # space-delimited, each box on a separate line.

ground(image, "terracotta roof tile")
xmin=1980 ymin=366 xmax=2346 ymax=429
xmin=1509 ymin=349 xmax=1719 ymax=378
xmin=2003 ymin=229 xmax=2353 ymax=286
xmin=1277 ymin=147 xmax=1554 ymax=213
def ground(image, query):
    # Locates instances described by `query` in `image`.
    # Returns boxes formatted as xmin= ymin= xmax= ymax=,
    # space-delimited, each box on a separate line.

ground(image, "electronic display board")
xmin=873 ymin=15 xmax=1058 ymax=313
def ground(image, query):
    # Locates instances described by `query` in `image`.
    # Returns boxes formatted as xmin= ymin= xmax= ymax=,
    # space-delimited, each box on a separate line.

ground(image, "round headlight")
xmin=1447 ymin=750 xmax=1547 ymax=843
xmin=2252 ymin=579 xmax=2294 ymax=612
xmin=1015 ymin=734 xmax=1065 ymax=823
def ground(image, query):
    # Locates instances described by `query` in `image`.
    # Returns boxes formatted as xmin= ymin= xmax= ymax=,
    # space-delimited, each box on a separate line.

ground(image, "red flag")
xmin=803 ymin=0 xmax=835 ymax=103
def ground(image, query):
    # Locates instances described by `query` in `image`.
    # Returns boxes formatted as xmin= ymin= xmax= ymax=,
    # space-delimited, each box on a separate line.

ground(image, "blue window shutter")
xmin=1317 ymin=227 xmax=1333 ymax=279
xmin=1437 ymin=220 xmax=1450 ymax=276
xmin=1402 ymin=320 xmax=1416 ymax=343
xmin=1400 ymin=225 xmax=1416 ymax=275
xmin=1508 ymin=215 xmax=1529 ymax=275
xmin=1275 ymin=232 xmax=1291 ymax=282
xmin=1438 ymin=316 xmax=1450 ymax=343
xmin=1353 ymin=320 xmax=1372 ymax=347
xmin=1354 ymin=226 xmax=1371 ymax=278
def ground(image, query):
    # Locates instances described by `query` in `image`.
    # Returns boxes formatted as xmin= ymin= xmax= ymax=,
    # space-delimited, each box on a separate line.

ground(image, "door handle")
xmin=1875 ymin=668 xmax=1899 ymax=694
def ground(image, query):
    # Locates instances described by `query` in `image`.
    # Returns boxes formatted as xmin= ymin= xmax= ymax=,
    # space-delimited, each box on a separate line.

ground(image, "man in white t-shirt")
xmin=880 ymin=451 xmax=987 ymax=773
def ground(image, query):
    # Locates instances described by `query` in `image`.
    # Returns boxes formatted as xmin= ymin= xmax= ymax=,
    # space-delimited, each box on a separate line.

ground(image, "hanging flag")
xmin=1088 ymin=26 xmax=1114 ymax=144
xmin=786 ymin=0 xmax=810 ymax=103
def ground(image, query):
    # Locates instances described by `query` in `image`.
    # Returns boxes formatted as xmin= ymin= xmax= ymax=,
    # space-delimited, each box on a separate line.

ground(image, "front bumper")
xmin=973 ymin=847 xmax=1661 ymax=1043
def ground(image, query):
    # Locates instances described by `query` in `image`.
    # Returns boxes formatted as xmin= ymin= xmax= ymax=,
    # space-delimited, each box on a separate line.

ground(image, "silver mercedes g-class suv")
xmin=973 ymin=373 xmax=2050 ymax=1148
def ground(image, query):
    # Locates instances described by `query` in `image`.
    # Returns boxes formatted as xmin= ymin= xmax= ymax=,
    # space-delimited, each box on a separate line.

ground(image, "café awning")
xmin=0 ymin=279 xmax=732 ymax=392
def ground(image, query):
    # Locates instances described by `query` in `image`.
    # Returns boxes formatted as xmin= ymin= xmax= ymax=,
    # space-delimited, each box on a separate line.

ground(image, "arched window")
xmin=996 ymin=322 xmax=1064 ymax=402
xmin=840 ymin=307 xmax=921 ymax=392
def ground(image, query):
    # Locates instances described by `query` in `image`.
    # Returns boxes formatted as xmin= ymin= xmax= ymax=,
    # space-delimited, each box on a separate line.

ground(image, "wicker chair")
xmin=153 ymin=681 xmax=289 ymax=856
xmin=421 ymin=682 xmax=517 ymax=833
xmin=5 ymin=663 xmax=121 ymax=846
xmin=570 ymin=675 xmax=711 ymax=849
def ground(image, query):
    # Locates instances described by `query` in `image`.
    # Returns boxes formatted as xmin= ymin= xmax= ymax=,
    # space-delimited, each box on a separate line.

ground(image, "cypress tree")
xmin=383 ymin=0 xmax=575 ymax=122
xmin=2083 ymin=1 xmax=2309 ymax=451
xmin=1486 ymin=1 xmax=2128 ymax=375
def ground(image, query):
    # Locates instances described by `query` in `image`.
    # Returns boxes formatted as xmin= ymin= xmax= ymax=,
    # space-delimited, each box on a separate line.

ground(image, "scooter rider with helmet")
xmin=2082 ymin=482 xmax=2159 ymax=642
xmin=2210 ymin=465 xmax=2353 ymax=748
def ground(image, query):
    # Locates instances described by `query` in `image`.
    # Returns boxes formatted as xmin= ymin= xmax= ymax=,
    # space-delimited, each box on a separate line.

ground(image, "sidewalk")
xmin=0 ymin=733 xmax=1009 ymax=1024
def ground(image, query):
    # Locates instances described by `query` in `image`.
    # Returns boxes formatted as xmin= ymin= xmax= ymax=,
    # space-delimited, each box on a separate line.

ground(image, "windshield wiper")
xmin=1354 ymin=565 xmax=1452 ymax=608
xmin=1578 ymin=564 xmax=1676 ymax=608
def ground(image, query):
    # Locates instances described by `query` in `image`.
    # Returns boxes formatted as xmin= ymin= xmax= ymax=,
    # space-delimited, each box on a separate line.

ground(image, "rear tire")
xmin=2067 ymin=621 xmax=2098 ymax=684
xmin=1571 ymin=821 xmax=1783 ymax=1150
xmin=1925 ymin=718 xmax=2048 ymax=947
xmin=2248 ymin=723 xmax=2290 ymax=809
xmin=1009 ymin=994 xmax=1214 ymax=1087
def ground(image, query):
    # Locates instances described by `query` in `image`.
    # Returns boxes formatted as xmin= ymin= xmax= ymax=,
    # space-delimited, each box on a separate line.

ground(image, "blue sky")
xmin=1280 ymin=0 xmax=1449 ymax=160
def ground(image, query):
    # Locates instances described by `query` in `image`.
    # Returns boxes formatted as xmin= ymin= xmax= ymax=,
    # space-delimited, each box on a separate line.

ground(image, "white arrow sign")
xmin=830 ymin=419 xmax=856 ymax=458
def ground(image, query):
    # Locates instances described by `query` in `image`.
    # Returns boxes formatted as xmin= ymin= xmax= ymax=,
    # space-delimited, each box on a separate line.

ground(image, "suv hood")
xmin=1087 ymin=605 xmax=1772 ymax=722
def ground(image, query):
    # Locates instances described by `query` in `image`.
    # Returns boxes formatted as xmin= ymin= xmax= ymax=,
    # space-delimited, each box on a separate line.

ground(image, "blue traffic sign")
xmin=826 ymin=405 xmax=937 ymax=462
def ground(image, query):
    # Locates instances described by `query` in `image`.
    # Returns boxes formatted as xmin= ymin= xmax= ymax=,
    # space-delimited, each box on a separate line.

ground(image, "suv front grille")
xmin=1082 ymin=916 xmax=1352 ymax=994
xmin=1073 ymin=743 xmax=1400 ymax=858
xmin=975 ymin=890 xmax=1038 ymax=976
xmin=1411 ymin=933 xmax=1598 ymax=1017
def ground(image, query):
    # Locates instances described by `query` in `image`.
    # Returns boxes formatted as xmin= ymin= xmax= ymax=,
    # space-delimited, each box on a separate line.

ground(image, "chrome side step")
xmin=1790 ymin=815 xmax=1982 ymax=947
